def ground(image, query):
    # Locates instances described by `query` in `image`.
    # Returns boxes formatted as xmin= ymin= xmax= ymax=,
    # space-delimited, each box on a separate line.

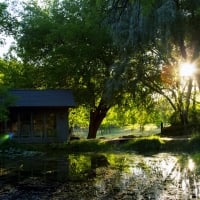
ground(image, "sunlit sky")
xmin=179 ymin=62 xmax=196 ymax=77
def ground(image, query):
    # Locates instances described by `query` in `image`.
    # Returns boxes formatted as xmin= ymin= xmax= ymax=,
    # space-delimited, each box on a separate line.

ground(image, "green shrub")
xmin=123 ymin=136 xmax=164 ymax=153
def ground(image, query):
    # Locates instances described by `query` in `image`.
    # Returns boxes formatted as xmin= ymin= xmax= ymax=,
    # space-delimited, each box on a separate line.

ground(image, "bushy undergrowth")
xmin=162 ymin=139 xmax=188 ymax=152
xmin=122 ymin=136 xmax=164 ymax=153
xmin=188 ymin=134 xmax=200 ymax=152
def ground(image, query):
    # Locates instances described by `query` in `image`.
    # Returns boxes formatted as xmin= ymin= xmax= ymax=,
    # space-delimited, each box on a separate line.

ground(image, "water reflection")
xmin=1 ymin=152 xmax=200 ymax=199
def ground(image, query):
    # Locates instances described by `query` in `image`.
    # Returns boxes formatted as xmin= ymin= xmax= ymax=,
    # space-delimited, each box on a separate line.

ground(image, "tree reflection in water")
xmin=1 ymin=152 xmax=200 ymax=199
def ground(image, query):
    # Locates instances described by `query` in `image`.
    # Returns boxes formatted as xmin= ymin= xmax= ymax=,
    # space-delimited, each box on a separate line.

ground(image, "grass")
xmin=41 ymin=135 xmax=198 ymax=153
xmin=73 ymin=124 xmax=160 ymax=139
xmin=2 ymin=125 xmax=200 ymax=154
xmin=43 ymin=133 xmax=200 ymax=154
xmin=122 ymin=135 xmax=164 ymax=153
xmin=0 ymin=135 xmax=199 ymax=154
xmin=50 ymin=139 xmax=116 ymax=153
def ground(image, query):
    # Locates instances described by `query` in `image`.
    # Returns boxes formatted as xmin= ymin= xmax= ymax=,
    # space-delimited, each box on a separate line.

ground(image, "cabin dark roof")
xmin=10 ymin=89 xmax=76 ymax=107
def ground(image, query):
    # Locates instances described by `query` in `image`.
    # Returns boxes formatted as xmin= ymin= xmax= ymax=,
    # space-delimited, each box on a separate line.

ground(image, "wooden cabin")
xmin=2 ymin=89 xmax=75 ymax=143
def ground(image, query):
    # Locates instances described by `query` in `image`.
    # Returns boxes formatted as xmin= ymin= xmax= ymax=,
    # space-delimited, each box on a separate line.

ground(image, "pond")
xmin=1 ymin=151 xmax=200 ymax=200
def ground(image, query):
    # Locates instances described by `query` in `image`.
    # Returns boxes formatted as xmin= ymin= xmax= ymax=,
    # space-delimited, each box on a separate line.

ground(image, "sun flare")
xmin=188 ymin=158 xmax=195 ymax=171
xmin=179 ymin=62 xmax=196 ymax=77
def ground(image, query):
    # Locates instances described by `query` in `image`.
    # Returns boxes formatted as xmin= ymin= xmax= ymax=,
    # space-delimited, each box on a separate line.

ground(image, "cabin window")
xmin=6 ymin=109 xmax=61 ymax=140
xmin=8 ymin=111 xmax=19 ymax=137
xmin=20 ymin=112 xmax=31 ymax=137
xmin=33 ymin=112 xmax=44 ymax=137
xmin=46 ymin=112 xmax=56 ymax=137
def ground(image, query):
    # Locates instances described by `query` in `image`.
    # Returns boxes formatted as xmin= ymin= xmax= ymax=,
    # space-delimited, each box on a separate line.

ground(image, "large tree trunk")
xmin=179 ymin=110 xmax=188 ymax=125
xmin=87 ymin=100 xmax=110 ymax=139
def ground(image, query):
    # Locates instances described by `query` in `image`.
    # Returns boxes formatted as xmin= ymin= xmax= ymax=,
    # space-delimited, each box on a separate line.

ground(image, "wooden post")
xmin=161 ymin=122 xmax=163 ymax=134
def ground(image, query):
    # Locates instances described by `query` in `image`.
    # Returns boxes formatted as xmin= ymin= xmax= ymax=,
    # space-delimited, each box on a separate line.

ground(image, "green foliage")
xmin=0 ymin=2 xmax=17 ymax=40
xmin=3 ymin=0 xmax=200 ymax=136
xmin=0 ymin=59 xmax=21 ymax=122
xmin=13 ymin=0 xmax=124 ymax=138
xmin=0 ymin=59 xmax=35 ymax=88
xmin=69 ymin=96 xmax=162 ymax=129
xmin=169 ymin=111 xmax=181 ymax=125
xmin=69 ymin=107 xmax=89 ymax=128
xmin=102 ymin=102 xmax=136 ymax=127
xmin=190 ymin=153 xmax=200 ymax=174
xmin=0 ymin=88 xmax=11 ymax=122
xmin=108 ymin=0 xmax=200 ymax=127
xmin=16 ymin=0 xmax=117 ymax=99
xmin=68 ymin=154 xmax=91 ymax=181
xmin=0 ymin=77 xmax=14 ymax=122
xmin=169 ymin=107 xmax=200 ymax=126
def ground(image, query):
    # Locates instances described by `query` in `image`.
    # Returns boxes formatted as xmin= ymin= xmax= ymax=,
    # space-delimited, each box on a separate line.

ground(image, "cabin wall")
xmin=56 ymin=111 xmax=68 ymax=142
xmin=4 ymin=107 xmax=69 ymax=143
